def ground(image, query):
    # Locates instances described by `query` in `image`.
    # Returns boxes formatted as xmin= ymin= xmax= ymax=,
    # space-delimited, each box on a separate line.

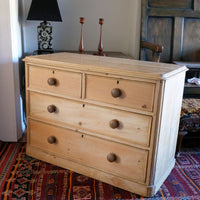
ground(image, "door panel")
xmin=148 ymin=0 xmax=193 ymax=9
xmin=140 ymin=0 xmax=200 ymax=63
xmin=145 ymin=17 xmax=173 ymax=62
xmin=182 ymin=18 xmax=200 ymax=61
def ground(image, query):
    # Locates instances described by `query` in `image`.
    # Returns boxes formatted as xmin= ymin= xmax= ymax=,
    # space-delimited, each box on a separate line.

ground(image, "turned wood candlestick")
xmin=94 ymin=18 xmax=107 ymax=56
xmin=79 ymin=17 xmax=85 ymax=53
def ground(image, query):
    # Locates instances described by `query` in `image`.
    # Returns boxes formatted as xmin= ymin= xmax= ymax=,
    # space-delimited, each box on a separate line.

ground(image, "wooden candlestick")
xmin=79 ymin=17 xmax=85 ymax=53
xmin=94 ymin=18 xmax=107 ymax=56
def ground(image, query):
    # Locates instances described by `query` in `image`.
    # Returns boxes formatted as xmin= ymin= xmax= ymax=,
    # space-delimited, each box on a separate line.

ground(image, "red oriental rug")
xmin=0 ymin=142 xmax=200 ymax=200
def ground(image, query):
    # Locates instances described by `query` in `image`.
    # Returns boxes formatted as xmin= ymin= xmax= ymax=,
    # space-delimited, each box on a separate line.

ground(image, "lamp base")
xmin=33 ymin=49 xmax=54 ymax=55
xmin=37 ymin=21 xmax=53 ymax=51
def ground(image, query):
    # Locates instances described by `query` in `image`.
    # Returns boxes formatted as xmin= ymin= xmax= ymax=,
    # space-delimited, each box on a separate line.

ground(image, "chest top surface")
xmin=24 ymin=52 xmax=187 ymax=80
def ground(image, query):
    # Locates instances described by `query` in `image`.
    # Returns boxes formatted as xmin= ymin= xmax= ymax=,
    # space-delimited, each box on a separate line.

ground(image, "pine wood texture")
xmin=24 ymin=52 xmax=187 ymax=197
xmin=28 ymin=65 xmax=82 ymax=98
xmin=29 ymin=92 xmax=152 ymax=147
xmin=24 ymin=52 xmax=186 ymax=80
xmin=86 ymin=74 xmax=155 ymax=112
xmin=29 ymin=119 xmax=148 ymax=183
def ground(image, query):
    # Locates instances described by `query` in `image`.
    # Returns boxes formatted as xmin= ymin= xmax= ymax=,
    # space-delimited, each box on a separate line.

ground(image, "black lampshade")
xmin=27 ymin=0 xmax=62 ymax=22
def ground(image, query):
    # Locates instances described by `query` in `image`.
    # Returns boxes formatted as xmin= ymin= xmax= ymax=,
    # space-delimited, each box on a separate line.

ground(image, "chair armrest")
xmin=141 ymin=41 xmax=164 ymax=53
xmin=141 ymin=41 xmax=164 ymax=62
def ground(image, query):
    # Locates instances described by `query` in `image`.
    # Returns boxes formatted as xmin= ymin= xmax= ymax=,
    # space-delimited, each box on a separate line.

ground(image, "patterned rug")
xmin=0 ymin=142 xmax=200 ymax=200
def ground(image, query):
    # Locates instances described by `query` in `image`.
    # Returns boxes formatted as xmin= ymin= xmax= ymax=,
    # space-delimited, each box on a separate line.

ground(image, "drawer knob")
xmin=47 ymin=78 xmax=57 ymax=86
xmin=109 ymin=119 xmax=119 ymax=129
xmin=47 ymin=136 xmax=56 ymax=144
xmin=47 ymin=105 xmax=56 ymax=113
xmin=111 ymin=88 xmax=121 ymax=98
xmin=107 ymin=153 xmax=117 ymax=162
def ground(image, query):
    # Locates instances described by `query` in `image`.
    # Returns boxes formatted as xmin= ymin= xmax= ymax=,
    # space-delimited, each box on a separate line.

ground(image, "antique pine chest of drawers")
xmin=23 ymin=52 xmax=187 ymax=197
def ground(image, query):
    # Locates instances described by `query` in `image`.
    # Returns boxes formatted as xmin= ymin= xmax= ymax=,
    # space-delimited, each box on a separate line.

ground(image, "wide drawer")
xmin=28 ymin=119 xmax=148 ymax=183
xmin=27 ymin=65 xmax=82 ymax=98
xmin=29 ymin=92 xmax=152 ymax=147
xmin=86 ymin=75 xmax=155 ymax=111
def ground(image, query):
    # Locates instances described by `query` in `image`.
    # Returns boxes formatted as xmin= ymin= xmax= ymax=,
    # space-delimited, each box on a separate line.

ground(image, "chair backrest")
xmin=140 ymin=0 xmax=200 ymax=63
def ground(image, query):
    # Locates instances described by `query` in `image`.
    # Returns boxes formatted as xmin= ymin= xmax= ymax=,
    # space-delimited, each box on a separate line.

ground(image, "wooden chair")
xmin=140 ymin=41 xmax=164 ymax=62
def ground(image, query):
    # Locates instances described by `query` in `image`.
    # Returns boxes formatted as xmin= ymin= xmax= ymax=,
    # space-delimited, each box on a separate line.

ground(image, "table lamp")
xmin=27 ymin=0 xmax=62 ymax=54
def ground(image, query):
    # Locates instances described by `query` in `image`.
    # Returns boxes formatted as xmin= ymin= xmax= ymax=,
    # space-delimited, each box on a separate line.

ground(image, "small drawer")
xmin=28 ymin=65 xmax=82 ymax=98
xmin=29 ymin=92 xmax=152 ymax=147
xmin=86 ymin=75 xmax=155 ymax=111
xmin=29 ymin=119 xmax=148 ymax=183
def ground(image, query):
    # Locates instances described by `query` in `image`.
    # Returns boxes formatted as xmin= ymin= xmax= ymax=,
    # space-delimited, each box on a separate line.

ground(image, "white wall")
xmin=128 ymin=0 xmax=141 ymax=59
xmin=0 ymin=0 xmax=141 ymax=141
xmin=22 ymin=0 xmax=141 ymax=59
xmin=0 ymin=0 xmax=23 ymax=141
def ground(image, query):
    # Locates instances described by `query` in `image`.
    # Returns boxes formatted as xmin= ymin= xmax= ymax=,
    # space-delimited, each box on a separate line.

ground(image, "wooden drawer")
xmin=28 ymin=65 xmax=82 ymax=98
xmin=86 ymin=75 xmax=155 ymax=111
xmin=29 ymin=92 xmax=152 ymax=146
xmin=29 ymin=119 xmax=148 ymax=183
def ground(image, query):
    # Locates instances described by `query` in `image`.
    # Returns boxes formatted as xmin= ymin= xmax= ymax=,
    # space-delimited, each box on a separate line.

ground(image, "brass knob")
xmin=47 ymin=78 xmax=57 ymax=86
xmin=107 ymin=153 xmax=117 ymax=162
xmin=109 ymin=119 xmax=119 ymax=129
xmin=111 ymin=88 xmax=121 ymax=98
xmin=47 ymin=136 xmax=56 ymax=144
xmin=47 ymin=105 xmax=56 ymax=113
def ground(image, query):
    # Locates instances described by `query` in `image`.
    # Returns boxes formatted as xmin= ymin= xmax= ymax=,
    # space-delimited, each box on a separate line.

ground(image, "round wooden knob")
xmin=111 ymin=88 xmax=121 ymax=98
xmin=109 ymin=119 xmax=119 ymax=129
xmin=47 ymin=78 xmax=57 ymax=86
xmin=107 ymin=153 xmax=116 ymax=162
xmin=47 ymin=105 xmax=56 ymax=113
xmin=47 ymin=136 xmax=56 ymax=144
